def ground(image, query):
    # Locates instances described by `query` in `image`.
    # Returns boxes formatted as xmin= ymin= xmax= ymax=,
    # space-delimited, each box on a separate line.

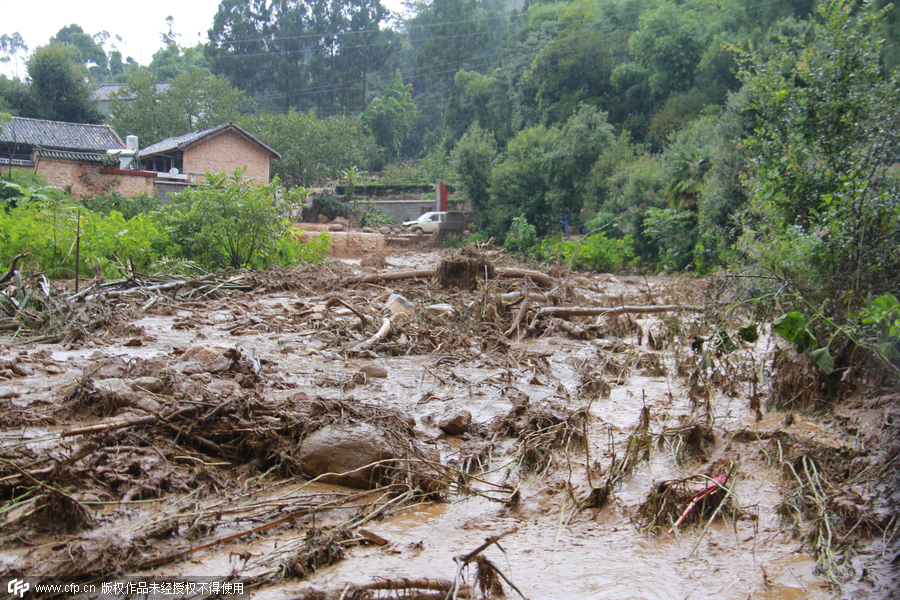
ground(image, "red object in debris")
xmin=669 ymin=474 xmax=728 ymax=533
xmin=437 ymin=180 xmax=449 ymax=212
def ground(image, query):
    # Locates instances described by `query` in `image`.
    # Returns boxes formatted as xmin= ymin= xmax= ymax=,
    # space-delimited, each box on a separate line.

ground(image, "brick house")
xmin=0 ymin=116 xmax=155 ymax=197
xmin=139 ymin=123 xmax=280 ymax=184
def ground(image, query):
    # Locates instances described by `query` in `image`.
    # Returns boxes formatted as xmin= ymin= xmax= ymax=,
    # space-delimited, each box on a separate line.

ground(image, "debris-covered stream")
xmin=1 ymin=245 xmax=897 ymax=599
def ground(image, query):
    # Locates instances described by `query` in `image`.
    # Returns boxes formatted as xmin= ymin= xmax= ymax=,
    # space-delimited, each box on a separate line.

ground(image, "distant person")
xmin=559 ymin=209 xmax=570 ymax=238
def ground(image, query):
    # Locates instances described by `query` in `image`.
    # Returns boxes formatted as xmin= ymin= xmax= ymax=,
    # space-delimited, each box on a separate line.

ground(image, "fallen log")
xmin=347 ymin=269 xmax=436 ymax=284
xmin=495 ymin=267 xmax=555 ymax=288
xmin=83 ymin=281 xmax=182 ymax=302
xmin=536 ymin=304 xmax=704 ymax=318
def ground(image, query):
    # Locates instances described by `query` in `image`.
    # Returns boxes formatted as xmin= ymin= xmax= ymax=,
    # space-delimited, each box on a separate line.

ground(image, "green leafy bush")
xmin=277 ymin=229 xmax=331 ymax=265
xmin=573 ymin=232 xmax=634 ymax=273
xmin=81 ymin=192 xmax=157 ymax=220
xmin=159 ymin=169 xmax=306 ymax=270
xmin=358 ymin=206 xmax=396 ymax=227
xmin=504 ymin=215 xmax=537 ymax=254
xmin=0 ymin=198 xmax=164 ymax=278
xmin=642 ymin=207 xmax=696 ymax=272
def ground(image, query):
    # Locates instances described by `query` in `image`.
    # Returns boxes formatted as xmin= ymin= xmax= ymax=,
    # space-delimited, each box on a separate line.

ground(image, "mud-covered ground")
xmin=1 ymin=243 xmax=897 ymax=599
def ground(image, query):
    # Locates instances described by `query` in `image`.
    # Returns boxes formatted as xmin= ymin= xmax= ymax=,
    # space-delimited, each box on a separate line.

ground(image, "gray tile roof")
xmin=35 ymin=148 xmax=117 ymax=164
xmin=0 ymin=157 xmax=34 ymax=168
xmin=92 ymin=82 xmax=170 ymax=102
xmin=140 ymin=123 xmax=280 ymax=159
xmin=0 ymin=117 xmax=124 ymax=151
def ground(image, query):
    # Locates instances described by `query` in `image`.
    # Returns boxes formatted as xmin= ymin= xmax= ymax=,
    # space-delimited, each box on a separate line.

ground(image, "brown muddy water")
xmin=0 ymin=248 xmax=896 ymax=599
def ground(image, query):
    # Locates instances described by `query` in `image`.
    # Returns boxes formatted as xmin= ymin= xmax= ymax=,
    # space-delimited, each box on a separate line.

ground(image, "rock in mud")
xmin=298 ymin=423 xmax=396 ymax=489
xmin=329 ymin=223 xmax=346 ymax=232
xmin=358 ymin=364 xmax=388 ymax=378
xmin=439 ymin=409 xmax=472 ymax=435
xmin=131 ymin=377 xmax=165 ymax=393
xmin=85 ymin=356 xmax=129 ymax=379
xmin=385 ymin=294 xmax=414 ymax=317
xmin=360 ymin=253 xmax=386 ymax=268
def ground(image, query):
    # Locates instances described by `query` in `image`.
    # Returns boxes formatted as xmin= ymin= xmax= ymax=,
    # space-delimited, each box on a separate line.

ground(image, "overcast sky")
xmin=0 ymin=0 xmax=404 ymax=79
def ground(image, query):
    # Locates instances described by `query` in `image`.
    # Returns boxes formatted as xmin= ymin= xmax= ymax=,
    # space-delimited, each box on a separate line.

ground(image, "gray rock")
xmin=131 ymin=377 xmax=165 ymax=394
xmin=299 ymin=424 xmax=395 ymax=489
xmin=439 ymin=409 xmax=472 ymax=435
xmin=358 ymin=364 xmax=388 ymax=378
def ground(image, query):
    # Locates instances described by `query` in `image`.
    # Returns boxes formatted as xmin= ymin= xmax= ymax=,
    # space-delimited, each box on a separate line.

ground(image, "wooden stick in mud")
xmin=505 ymin=293 xmax=532 ymax=340
xmin=495 ymin=267 xmax=555 ymax=288
xmin=536 ymin=304 xmax=704 ymax=318
xmin=456 ymin=529 xmax=515 ymax=564
xmin=353 ymin=579 xmax=472 ymax=594
xmin=61 ymin=406 xmax=198 ymax=438
xmin=141 ymin=485 xmax=406 ymax=568
xmin=349 ymin=316 xmax=392 ymax=353
xmin=348 ymin=269 xmax=436 ymax=284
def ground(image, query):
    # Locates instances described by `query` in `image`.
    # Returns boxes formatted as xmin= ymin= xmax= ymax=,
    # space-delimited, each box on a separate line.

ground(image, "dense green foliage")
xmin=0 ymin=172 xmax=330 ymax=278
xmin=242 ymin=110 xmax=374 ymax=188
xmin=159 ymin=168 xmax=307 ymax=270
xmin=0 ymin=196 xmax=164 ymax=279
xmin=109 ymin=69 xmax=250 ymax=146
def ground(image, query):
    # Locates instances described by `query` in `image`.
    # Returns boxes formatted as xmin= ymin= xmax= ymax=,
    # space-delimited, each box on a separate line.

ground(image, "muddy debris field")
xmin=1 ymin=247 xmax=898 ymax=600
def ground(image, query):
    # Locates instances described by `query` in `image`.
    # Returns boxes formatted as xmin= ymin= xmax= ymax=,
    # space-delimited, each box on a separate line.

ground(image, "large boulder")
xmin=298 ymin=424 xmax=396 ymax=489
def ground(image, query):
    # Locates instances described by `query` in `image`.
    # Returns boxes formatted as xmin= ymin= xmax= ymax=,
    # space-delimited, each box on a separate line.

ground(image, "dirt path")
xmin=0 ymin=247 xmax=896 ymax=599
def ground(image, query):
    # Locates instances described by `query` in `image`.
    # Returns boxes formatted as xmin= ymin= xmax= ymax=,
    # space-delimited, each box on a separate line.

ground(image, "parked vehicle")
xmin=402 ymin=211 xmax=447 ymax=233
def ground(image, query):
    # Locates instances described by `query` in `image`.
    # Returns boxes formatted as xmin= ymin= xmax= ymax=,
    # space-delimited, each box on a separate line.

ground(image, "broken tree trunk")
xmin=347 ymin=269 xmax=436 ymax=284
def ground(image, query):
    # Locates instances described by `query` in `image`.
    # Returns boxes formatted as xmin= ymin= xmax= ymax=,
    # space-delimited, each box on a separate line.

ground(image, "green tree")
xmin=160 ymin=168 xmax=305 ymax=269
xmin=734 ymin=0 xmax=900 ymax=338
xmin=450 ymin=122 xmax=496 ymax=229
xmin=52 ymin=24 xmax=109 ymax=81
xmin=109 ymin=69 xmax=250 ymax=146
xmin=25 ymin=44 xmax=102 ymax=123
xmin=0 ymin=32 xmax=28 ymax=78
xmin=242 ymin=110 xmax=374 ymax=187
xmin=488 ymin=104 xmax=614 ymax=237
xmin=207 ymin=0 xmax=393 ymax=115
xmin=364 ymin=69 xmax=418 ymax=162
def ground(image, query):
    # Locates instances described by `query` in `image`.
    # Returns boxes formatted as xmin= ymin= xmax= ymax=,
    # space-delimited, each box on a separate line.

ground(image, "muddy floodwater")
xmin=1 ymin=247 xmax=897 ymax=599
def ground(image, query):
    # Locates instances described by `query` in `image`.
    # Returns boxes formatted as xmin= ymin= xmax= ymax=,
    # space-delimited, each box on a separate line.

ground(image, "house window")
xmin=145 ymin=152 xmax=183 ymax=173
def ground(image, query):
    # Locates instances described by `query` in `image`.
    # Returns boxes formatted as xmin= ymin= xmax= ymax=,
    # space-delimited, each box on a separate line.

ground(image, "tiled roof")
xmin=92 ymin=82 xmax=170 ymax=102
xmin=0 ymin=117 xmax=124 ymax=151
xmin=140 ymin=123 xmax=281 ymax=159
xmin=0 ymin=157 xmax=34 ymax=168
xmin=34 ymin=148 xmax=117 ymax=164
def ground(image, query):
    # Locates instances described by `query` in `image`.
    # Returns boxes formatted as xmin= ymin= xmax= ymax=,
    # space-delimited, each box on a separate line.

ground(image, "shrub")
xmin=358 ymin=206 xmax=396 ymax=227
xmin=277 ymin=230 xmax=331 ymax=265
xmin=0 ymin=198 xmax=164 ymax=278
xmin=159 ymin=168 xmax=306 ymax=270
xmin=81 ymin=192 xmax=157 ymax=220
xmin=504 ymin=215 xmax=538 ymax=254
xmin=573 ymin=232 xmax=634 ymax=272
xmin=642 ymin=207 xmax=696 ymax=272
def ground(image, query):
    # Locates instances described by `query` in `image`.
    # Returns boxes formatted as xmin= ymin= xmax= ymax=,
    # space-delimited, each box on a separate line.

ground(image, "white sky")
xmin=0 ymin=0 xmax=405 ymax=79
